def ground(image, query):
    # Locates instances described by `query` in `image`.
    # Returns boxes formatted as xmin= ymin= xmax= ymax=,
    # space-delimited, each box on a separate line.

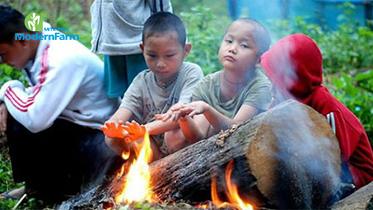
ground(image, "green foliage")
xmin=329 ymin=71 xmax=373 ymax=139
xmin=0 ymin=65 xmax=26 ymax=87
xmin=180 ymin=5 xmax=230 ymax=75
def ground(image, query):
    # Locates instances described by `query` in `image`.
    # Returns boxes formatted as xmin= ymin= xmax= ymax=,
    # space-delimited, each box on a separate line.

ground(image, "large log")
xmin=59 ymin=100 xmax=341 ymax=209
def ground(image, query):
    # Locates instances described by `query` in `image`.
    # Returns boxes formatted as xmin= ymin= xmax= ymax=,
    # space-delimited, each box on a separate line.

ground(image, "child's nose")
xmin=156 ymin=59 xmax=166 ymax=68
xmin=228 ymin=44 xmax=237 ymax=54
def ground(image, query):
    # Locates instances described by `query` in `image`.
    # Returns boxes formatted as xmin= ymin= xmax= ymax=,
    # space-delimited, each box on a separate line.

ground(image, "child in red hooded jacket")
xmin=261 ymin=34 xmax=373 ymax=201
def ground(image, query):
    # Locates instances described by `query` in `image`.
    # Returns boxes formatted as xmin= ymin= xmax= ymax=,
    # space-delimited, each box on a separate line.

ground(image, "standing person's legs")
xmin=103 ymin=55 xmax=127 ymax=98
xmin=125 ymin=53 xmax=147 ymax=85
xmin=103 ymin=54 xmax=147 ymax=98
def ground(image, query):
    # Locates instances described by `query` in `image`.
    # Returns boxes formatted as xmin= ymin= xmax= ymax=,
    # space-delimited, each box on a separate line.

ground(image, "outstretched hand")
xmin=174 ymin=101 xmax=208 ymax=118
xmin=122 ymin=121 xmax=147 ymax=142
xmin=100 ymin=120 xmax=128 ymax=139
xmin=155 ymin=103 xmax=186 ymax=122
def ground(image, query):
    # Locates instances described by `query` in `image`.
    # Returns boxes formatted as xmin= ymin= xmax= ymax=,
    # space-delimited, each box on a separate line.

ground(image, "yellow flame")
xmin=211 ymin=160 xmax=254 ymax=210
xmin=121 ymin=150 xmax=130 ymax=160
xmin=115 ymin=131 xmax=156 ymax=204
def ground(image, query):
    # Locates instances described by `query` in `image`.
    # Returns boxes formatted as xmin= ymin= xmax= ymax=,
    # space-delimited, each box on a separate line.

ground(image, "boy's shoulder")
xmin=179 ymin=62 xmax=204 ymax=78
xmin=252 ymin=69 xmax=271 ymax=86
xmin=181 ymin=61 xmax=202 ymax=72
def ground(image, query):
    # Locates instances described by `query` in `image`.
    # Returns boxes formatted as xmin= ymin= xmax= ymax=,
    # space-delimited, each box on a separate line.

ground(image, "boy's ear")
xmin=139 ymin=43 xmax=144 ymax=53
xmin=184 ymin=42 xmax=192 ymax=57
xmin=255 ymin=56 xmax=262 ymax=68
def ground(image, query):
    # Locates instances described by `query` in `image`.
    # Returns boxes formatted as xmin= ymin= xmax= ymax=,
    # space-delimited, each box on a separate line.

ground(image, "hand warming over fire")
xmin=122 ymin=121 xmax=147 ymax=142
xmin=101 ymin=121 xmax=129 ymax=139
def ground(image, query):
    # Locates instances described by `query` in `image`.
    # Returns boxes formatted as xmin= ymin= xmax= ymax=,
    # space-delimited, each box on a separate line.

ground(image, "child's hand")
xmin=100 ymin=120 xmax=128 ymax=139
xmin=122 ymin=121 xmax=147 ymax=142
xmin=178 ymin=101 xmax=208 ymax=117
xmin=155 ymin=103 xmax=186 ymax=122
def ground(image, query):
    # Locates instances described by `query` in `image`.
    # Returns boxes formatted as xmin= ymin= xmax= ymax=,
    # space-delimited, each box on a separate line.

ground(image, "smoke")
xmin=267 ymin=102 xmax=341 ymax=209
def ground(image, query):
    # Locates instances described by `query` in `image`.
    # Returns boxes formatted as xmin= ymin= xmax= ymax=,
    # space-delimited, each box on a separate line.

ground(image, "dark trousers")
xmin=6 ymin=116 xmax=120 ymax=203
xmin=328 ymin=162 xmax=356 ymax=206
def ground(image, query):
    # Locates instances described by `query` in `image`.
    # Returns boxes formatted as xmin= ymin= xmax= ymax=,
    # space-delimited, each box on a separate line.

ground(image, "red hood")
xmin=261 ymin=34 xmax=323 ymax=100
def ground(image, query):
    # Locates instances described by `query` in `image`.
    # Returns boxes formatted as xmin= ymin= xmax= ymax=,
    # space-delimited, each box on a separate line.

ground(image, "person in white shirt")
xmin=0 ymin=5 xmax=120 ymax=203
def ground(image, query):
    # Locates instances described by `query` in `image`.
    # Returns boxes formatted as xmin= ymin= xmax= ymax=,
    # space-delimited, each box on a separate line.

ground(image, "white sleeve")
xmin=0 ymin=58 xmax=84 ymax=133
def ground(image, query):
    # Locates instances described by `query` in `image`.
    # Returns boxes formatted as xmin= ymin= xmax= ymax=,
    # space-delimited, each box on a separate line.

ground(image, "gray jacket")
xmin=90 ymin=0 xmax=172 ymax=55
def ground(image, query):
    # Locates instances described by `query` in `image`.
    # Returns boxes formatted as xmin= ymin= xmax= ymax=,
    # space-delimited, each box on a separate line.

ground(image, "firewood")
xmin=59 ymin=100 xmax=341 ymax=209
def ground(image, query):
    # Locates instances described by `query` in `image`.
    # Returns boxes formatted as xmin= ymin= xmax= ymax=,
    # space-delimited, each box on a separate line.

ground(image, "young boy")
xmin=101 ymin=12 xmax=204 ymax=161
xmin=260 ymin=34 xmax=373 ymax=201
xmin=156 ymin=18 xmax=272 ymax=147
xmin=0 ymin=5 xmax=120 ymax=202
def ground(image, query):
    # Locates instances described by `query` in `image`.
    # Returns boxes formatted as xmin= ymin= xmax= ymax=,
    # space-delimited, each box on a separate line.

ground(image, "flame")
xmin=211 ymin=160 xmax=254 ymax=210
xmin=121 ymin=150 xmax=130 ymax=160
xmin=115 ymin=131 xmax=157 ymax=204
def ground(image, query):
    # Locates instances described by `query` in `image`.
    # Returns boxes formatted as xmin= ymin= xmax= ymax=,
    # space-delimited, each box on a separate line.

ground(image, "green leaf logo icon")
xmin=24 ymin=12 xmax=43 ymax=31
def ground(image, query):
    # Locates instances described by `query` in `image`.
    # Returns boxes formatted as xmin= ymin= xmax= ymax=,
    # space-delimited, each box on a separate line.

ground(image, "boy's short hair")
xmin=0 ymin=5 xmax=32 ymax=44
xmin=142 ymin=12 xmax=186 ymax=48
xmin=231 ymin=18 xmax=271 ymax=56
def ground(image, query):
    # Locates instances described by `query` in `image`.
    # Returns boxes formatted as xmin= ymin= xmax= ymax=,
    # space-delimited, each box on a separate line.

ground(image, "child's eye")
xmin=166 ymin=54 xmax=175 ymax=58
xmin=241 ymin=44 xmax=249 ymax=48
xmin=147 ymin=54 xmax=157 ymax=58
xmin=225 ymin=39 xmax=233 ymax=44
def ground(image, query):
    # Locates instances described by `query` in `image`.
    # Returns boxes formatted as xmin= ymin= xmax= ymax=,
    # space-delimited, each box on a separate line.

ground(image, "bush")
xmin=180 ymin=5 xmax=230 ymax=75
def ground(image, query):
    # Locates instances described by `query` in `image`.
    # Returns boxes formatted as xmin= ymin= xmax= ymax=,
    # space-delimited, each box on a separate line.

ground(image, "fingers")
xmin=100 ymin=125 xmax=108 ymax=133
xmin=154 ymin=114 xmax=164 ymax=120
xmin=156 ymin=112 xmax=172 ymax=122
xmin=188 ymin=110 xmax=198 ymax=118
xmin=170 ymin=103 xmax=185 ymax=111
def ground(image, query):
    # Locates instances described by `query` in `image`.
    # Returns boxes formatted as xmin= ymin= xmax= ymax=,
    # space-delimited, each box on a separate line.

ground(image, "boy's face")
xmin=218 ymin=21 xmax=260 ymax=72
xmin=140 ymin=31 xmax=190 ymax=82
xmin=0 ymin=40 xmax=31 ymax=69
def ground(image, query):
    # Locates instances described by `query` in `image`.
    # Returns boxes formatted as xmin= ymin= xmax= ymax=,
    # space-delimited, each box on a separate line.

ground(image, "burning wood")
xmin=59 ymin=100 xmax=343 ymax=209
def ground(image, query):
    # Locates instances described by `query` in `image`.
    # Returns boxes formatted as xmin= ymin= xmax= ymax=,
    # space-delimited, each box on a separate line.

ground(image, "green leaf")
xmin=355 ymin=70 xmax=373 ymax=82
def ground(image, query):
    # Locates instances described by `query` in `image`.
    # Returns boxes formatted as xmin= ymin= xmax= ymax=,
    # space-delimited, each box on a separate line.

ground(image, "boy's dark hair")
xmin=0 ymin=5 xmax=31 ymax=44
xmin=142 ymin=12 xmax=186 ymax=47
xmin=231 ymin=18 xmax=271 ymax=56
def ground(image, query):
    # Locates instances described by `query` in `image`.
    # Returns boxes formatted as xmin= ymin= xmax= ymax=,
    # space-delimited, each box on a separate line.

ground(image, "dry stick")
xmin=12 ymin=194 xmax=27 ymax=210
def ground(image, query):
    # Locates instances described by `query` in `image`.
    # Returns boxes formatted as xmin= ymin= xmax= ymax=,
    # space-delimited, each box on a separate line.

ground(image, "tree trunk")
xmin=59 ymin=100 xmax=341 ymax=209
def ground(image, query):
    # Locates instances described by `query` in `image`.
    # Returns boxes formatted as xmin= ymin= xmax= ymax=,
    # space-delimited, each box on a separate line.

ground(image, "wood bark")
xmin=59 ymin=100 xmax=342 ymax=209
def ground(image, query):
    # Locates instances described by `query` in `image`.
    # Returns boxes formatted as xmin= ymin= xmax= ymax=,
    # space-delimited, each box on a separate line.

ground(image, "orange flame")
xmin=115 ymin=131 xmax=157 ymax=204
xmin=211 ymin=160 xmax=254 ymax=210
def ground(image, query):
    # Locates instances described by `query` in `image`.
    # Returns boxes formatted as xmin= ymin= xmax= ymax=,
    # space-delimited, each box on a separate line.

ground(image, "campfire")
xmin=114 ymin=131 xmax=158 ymax=205
xmin=59 ymin=100 xmax=346 ymax=210
xmin=212 ymin=160 xmax=254 ymax=210
xmin=112 ymin=131 xmax=253 ymax=209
